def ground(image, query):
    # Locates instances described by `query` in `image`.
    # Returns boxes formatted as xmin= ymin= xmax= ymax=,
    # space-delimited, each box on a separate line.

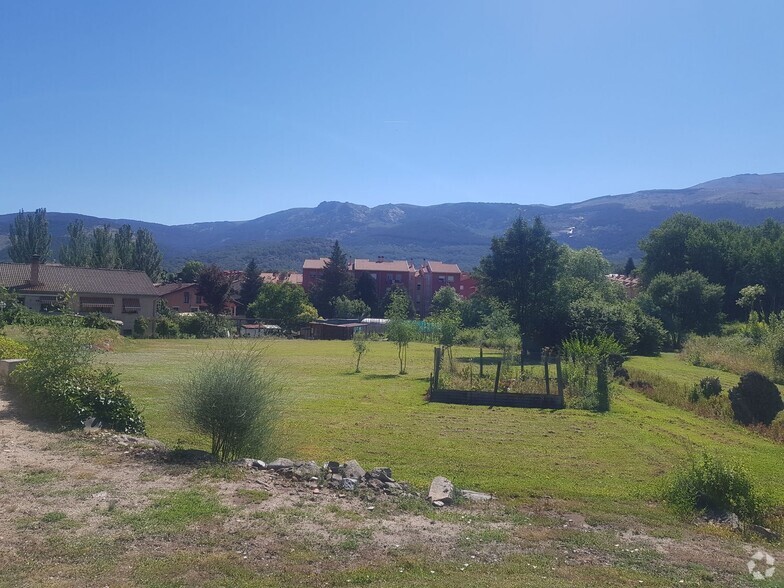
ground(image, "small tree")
xmin=248 ymin=282 xmax=318 ymax=331
xmin=178 ymin=260 xmax=205 ymax=283
xmin=179 ymin=348 xmax=280 ymax=462
xmin=386 ymin=289 xmax=416 ymax=374
xmin=624 ymin=257 xmax=636 ymax=276
xmin=310 ymin=241 xmax=355 ymax=317
xmin=430 ymin=285 xmax=461 ymax=316
xmin=352 ymin=332 xmax=370 ymax=373
xmin=332 ymin=295 xmax=370 ymax=319
xmin=736 ymin=284 xmax=766 ymax=321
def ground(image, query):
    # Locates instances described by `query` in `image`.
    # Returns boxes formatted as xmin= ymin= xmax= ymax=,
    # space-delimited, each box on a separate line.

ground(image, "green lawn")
xmin=103 ymin=338 xmax=784 ymax=522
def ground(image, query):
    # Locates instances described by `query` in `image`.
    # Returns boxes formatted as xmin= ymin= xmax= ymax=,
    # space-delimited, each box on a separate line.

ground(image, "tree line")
xmin=7 ymin=209 xmax=163 ymax=281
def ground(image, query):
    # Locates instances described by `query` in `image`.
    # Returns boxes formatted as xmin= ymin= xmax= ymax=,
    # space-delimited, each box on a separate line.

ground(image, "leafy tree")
xmin=637 ymin=271 xmax=724 ymax=347
xmin=380 ymin=284 xmax=415 ymax=319
xmin=131 ymin=228 xmax=163 ymax=280
xmin=332 ymin=295 xmax=370 ymax=319
xmin=561 ymin=246 xmax=611 ymax=282
xmin=737 ymin=284 xmax=766 ymax=319
xmin=310 ymin=241 xmax=355 ymax=317
xmin=248 ymin=282 xmax=318 ymax=331
xmin=430 ymin=285 xmax=462 ymax=316
xmin=59 ymin=219 xmax=91 ymax=266
xmin=240 ymin=258 xmax=263 ymax=314
xmin=197 ymin=264 xmax=232 ymax=315
xmin=432 ymin=307 xmax=461 ymax=369
xmin=114 ymin=224 xmax=134 ymax=269
xmin=9 ymin=208 xmax=51 ymax=263
xmin=354 ymin=272 xmax=380 ymax=316
xmin=385 ymin=288 xmax=417 ymax=374
xmin=478 ymin=217 xmax=561 ymax=349
xmin=639 ymin=213 xmax=702 ymax=283
xmin=178 ymin=260 xmax=205 ymax=283
xmin=90 ymin=225 xmax=116 ymax=268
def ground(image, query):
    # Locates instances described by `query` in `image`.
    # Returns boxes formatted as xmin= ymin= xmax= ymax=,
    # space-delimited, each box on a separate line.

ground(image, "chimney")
xmin=29 ymin=254 xmax=40 ymax=287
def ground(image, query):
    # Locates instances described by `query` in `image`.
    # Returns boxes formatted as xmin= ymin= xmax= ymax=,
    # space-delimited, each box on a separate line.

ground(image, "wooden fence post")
xmin=544 ymin=353 xmax=551 ymax=395
xmin=493 ymin=361 xmax=502 ymax=393
xmin=555 ymin=355 xmax=565 ymax=406
xmin=479 ymin=346 xmax=484 ymax=377
xmin=433 ymin=347 xmax=442 ymax=391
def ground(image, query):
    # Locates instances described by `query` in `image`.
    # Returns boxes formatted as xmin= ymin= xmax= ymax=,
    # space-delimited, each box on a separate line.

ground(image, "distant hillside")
xmin=3 ymin=173 xmax=784 ymax=271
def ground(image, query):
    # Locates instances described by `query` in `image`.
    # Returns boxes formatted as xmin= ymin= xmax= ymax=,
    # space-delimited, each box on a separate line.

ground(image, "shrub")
xmin=155 ymin=316 xmax=180 ymax=338
xmin=133 ymin=317 xmax=149 ymax=338
xmin=663 ymin=453 xmax=767 ymax=524
xmin=177 ymin=312 xmax=233 ymax=339
xmin=11 ymin=313 xmax=144 ymax=433
xmin=81 ymin=313 xmax=120 ymax=331
xmin=0 ymin=335 xmax=29 ymax=359
xmin=561 ymin=334 xmax=623 ymax=411
xmin=728 ymin=371 xmax=784 ymax=426
xmin=697 ymin=376 xmax=722 ymax=399
xmin=178 ymin=347 xmax=280 ymax=462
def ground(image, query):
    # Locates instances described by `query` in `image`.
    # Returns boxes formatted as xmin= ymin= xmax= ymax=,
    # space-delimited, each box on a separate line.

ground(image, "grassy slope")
xmin=104 ymin=340 xmax=784 ymax=520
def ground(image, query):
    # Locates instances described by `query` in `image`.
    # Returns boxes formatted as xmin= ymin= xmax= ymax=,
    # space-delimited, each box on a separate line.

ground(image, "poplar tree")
xmin=59 ymin=219 xmax=92 ymax=266
xmin=9 ymin=208 xmax=51 ymax=263
xmin=132 ymin=228 xmax=163 ymax=281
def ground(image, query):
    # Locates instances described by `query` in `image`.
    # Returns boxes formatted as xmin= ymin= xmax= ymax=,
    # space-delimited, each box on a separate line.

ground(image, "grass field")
xmin=103 ymin=339 xmax=784 ymax=524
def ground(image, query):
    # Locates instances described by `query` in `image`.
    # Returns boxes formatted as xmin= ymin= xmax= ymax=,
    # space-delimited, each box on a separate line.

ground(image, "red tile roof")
xmin=303 ymin=258 xmax=329 ymax=270
xmin=425 ymin=261 xmax=461 ymax=274
xmin=154 ymin=282 xmax=197 ymax=296
xmin=0 ymin=262 xmax=159 ymax=296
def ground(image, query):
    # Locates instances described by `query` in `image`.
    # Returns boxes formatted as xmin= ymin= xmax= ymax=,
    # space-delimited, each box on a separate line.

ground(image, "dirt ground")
xmin=0 ymin=384 xmax=781 ymax=587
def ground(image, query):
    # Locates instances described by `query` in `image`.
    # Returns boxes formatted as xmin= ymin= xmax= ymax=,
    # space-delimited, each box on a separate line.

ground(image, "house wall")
xmin=19 ymin=292 xmax=157 ymax=335
xmin=160 ymin=285 xmax=207 ymax=313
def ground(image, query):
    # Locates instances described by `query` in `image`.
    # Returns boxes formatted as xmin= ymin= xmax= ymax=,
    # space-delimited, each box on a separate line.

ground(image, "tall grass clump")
xmin=561 ymin=334 xmax=623 ymax=412
xmin=663 ymin=453 xmax=769 ymax=524
xmin=178 ymin=347 xmax=281 ymax=462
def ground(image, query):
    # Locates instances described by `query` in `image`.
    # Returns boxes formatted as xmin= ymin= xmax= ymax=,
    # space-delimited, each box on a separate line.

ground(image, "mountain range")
xmin=3 ymin=172 xmax=784 ymax=272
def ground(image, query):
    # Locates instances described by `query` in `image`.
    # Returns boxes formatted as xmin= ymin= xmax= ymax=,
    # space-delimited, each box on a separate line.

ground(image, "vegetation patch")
xmin=117 ymin=488 xmax=230 ymax=534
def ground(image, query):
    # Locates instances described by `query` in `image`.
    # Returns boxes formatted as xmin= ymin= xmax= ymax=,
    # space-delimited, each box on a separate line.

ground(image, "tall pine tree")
xmin=310 ymin=241 xmax=355 ymax=318
xmin=240 ymin=258 xmax=263 ymax=316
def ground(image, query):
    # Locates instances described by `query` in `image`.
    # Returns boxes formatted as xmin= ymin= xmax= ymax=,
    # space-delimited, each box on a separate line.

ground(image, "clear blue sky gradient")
xmin=2 ymin=1 xmax=783 ymax=224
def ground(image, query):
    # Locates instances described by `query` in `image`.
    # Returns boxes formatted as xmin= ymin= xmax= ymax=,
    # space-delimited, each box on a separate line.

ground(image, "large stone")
xmin=427 ymin=476 xmax=454 ymax=505
xmin=267 ymin=458 xmax=295 ymax=470
xmin=291 ymin=461 xmax=321 ymax=480
xmin=369 ymin=467 xmax=394 ymax=483
xmin=461 ymin=490 xmax=494 ymax=502
xmin=342 ymin=459 xmax=366 ymax=480
xmin=341 ymin=478 xmax=359 ymax=491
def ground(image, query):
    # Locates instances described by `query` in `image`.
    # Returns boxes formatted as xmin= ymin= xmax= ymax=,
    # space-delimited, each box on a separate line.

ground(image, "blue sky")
xmin=2 ymin=1 xmax=783 ymax=225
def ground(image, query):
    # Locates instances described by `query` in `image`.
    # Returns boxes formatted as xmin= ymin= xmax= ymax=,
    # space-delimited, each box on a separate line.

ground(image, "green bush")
xmin=11 ymin=313 xmax=144 ymax=433
xmin=81 ymin=313 xmax=120 ymax=331
xmin=697 ymin=376 xmax=722 ymax=399
xmin=729 ymin=371 xmax=784 ymax=426
xmin=177 ymin=312 xmax=234 ymax=339
xmin=663 ymin=453 xmax=768 ymax=524
xmin=0 ymin=335 xmax=29 ymax=359
xmin=155 ymin=316 xmax=180 ymax=338
xmin=178 ymin=347 xmax=280 ymax=462
xmin=133 ymin=316 xmax=149 ymax=338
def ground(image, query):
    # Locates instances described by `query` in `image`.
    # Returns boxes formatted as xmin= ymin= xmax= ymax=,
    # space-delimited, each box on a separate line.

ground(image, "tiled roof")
xmin=352 ymin=259 xmax=411 ymax=272
xmin=303 ymin=258 xmax=329 ymax=270
xmin=154 ymin=282 xmax=196 ymax=296
xmin=0 ymin=262 xmax=159 ymax=296
xmin=425 ymin=261 xmax=461 ymax=274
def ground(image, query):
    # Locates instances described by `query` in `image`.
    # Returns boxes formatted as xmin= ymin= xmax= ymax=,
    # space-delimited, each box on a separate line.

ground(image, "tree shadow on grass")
xmin=362 ymin=374 xmax=400 ymax=380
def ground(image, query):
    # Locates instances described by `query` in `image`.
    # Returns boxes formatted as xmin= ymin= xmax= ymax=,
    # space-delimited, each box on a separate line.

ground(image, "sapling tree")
xmin=352 ymin=332 xmax=370 ymax=373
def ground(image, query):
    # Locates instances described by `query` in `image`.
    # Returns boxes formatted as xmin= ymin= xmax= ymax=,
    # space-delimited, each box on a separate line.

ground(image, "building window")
xmin=438 ymin=275 xmax=445 ymax=284
xmin=80 ymin=296 xmax=114 ymax=314
xmin=395 ymin=273 xmax=402 ymax=282
xmin=122 ymin=298 xmax=141 ymax=314
xmin=416 ymin=283 xmax=421 ymax=290
xmin=184 ymin=292 xmax=190 ymax=304
xmin=447 ymin=275 xmax=455 ymax=283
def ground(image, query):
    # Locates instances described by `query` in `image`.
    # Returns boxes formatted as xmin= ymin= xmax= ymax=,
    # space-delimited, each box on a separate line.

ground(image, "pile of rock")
xmin=235 ymin=457 xmax=415 ymax=497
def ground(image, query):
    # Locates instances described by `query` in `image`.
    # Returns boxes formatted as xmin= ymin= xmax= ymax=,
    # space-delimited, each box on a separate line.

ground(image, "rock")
xmin=427 ymin=476 xmax=454 ymax=505
xmin=267 ymin=458 xmax=295 ymax=470
xmin=383 ymin=481 xmax=402 ymax=492
xmin=367 ymin=478 xmax=385 ymax=491
xmin=290 ymin=461 xmax=321 ymax=480
xmin=342 ymin=460 xmax=366 ymax=480
xmin=327 ymin=461 xmax=341 ymax=473
xmin=749 ymin=524 xmax=781 ymax=541
xmin=432 ymin=500 xmax=445 ymax=507
xmin=369 ymin=467 xmax=394 ymax=482
xmin=83 ymin=417 xmax=102 ymax=433
xmin=251 ymin=459 xmax=267 ymax=470
xmin=233 ymin=458 xmax=256 ymax=468
xmin=461 ymin=490 xmax=493 ymax=502
xmin=341 ymin=478 xmax=359 ymax=491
